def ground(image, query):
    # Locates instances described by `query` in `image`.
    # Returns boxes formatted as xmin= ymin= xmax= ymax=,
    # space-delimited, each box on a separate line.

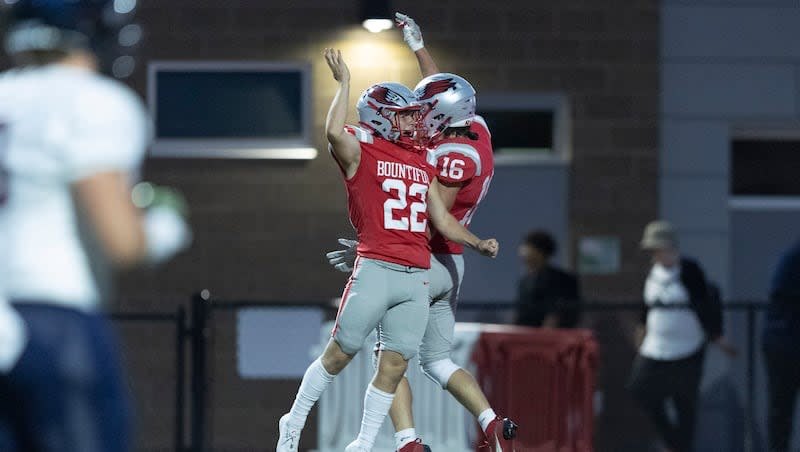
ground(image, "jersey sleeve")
xmin=344 ymin=125 xmax=374 ymax=143
xmin=471 ymin=115 xmax=491 ymax=137
xmin=63 ymin=79 xmax=150 ymax=182
xmin=433 ymin=143 xmax=482 ymax=184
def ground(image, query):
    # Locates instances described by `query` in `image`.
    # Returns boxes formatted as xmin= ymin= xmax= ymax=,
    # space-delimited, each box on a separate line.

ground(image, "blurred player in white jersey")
xmin=0 ymin=1 xmax=191 ymax=451
xmin=326 ymin=13 xmax=518 ymax=452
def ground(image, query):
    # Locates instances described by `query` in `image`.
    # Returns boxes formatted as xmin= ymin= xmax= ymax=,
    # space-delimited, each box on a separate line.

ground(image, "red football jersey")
xmin=332 ymin=125 xmax=438 ymax=269
xmin=429 ymin=115 xmax=495 ymax=255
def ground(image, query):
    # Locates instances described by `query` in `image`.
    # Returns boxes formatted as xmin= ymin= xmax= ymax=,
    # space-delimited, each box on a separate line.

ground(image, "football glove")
xmin=325 ymin=238 xmax=358 ymax=272
xmin=133 ymin=182 xmax=192 ymax=264
xmin=395 ymin=12 xmax=424 ymax=51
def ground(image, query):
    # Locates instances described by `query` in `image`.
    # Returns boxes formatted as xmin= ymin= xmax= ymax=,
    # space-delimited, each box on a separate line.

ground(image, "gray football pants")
xmin=418 ymin=254 xmax=465 ymax=382
xmin=332 ymin=257 xmax=429 ymax=360
xmin=372 ymin=253 xmax=466 ymax=387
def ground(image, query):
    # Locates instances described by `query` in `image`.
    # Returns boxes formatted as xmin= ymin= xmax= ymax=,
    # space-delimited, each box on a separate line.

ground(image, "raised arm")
xmin=427 ymin=179 xmax=498 ymax=257
xmin=323 ymin=48 xmax=361 ymax=179
xmin=412 ymin=49 xmax=439 ymax=78
xmin=395 ymin=13 xmax=440 ymax=77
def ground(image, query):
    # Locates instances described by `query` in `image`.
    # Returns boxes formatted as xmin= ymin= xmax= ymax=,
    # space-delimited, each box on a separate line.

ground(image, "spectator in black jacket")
xmin=762 ymin=239 xmax=800 ymax=452
xmin=628 ymin=220 xmax=735 ymax=452
xmin=515 ymin=230 xmax=581 ymax=328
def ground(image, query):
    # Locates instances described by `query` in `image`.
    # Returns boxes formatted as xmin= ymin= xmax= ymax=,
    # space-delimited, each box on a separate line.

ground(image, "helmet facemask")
xmin=383 ymin=106 xmax=424 ymax=148
xmin=413 ymin=73 xmax=477 ymax=146
xmin=356 ymin=82 xmax=423 ymax=149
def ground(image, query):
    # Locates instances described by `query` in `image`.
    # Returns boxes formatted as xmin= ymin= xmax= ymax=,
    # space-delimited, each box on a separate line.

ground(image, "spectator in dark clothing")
xmin=515 ymin=230 xmax=581 ymax=328
xmin=762 ymin=239 xmax=800 ymax=452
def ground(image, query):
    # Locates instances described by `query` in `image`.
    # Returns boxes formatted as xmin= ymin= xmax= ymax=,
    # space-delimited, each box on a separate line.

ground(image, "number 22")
xmin=382 ymin=178 xmax=428 ymax=232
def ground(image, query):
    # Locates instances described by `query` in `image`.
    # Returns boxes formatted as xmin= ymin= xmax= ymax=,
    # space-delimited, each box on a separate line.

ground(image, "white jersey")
xmin=0 ymin=65 xmax=149 ymax=310
xmin=640 ymin=263 xmax=706 ymax=360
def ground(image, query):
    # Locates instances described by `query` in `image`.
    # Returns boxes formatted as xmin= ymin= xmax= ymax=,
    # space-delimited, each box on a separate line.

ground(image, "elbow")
xmin=325 ymin=128 xmax=343 ymax=145
xmin=429 ymin=215 xmax=446 ymax=236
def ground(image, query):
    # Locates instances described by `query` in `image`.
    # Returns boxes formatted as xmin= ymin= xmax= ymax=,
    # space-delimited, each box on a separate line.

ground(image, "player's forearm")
xmin=325 ymin=80 xmax=350 ymax=145
xmin=432 ymin=212 xmax=481 ymax=249
xmin=415 ymin=48 xmax=440 ymax=78
xmin=73 ymin=172 xmax=148 ymax=268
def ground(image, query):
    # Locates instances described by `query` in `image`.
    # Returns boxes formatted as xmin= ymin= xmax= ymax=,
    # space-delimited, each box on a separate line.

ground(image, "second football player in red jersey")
xmin=276 ymin=49 xmax=499 ymax=452
xmin=396 ymin=14 xmax=518 ymax=452
xmin=327 ymin=13 xmax=519 ymax=452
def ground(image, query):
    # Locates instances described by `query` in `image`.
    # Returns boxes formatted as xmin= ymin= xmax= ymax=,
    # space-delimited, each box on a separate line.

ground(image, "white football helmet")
xmin=356 ymin=82 xmax=421 ymax=142
xmin=413 ymin=73 xmax=477 ymax=142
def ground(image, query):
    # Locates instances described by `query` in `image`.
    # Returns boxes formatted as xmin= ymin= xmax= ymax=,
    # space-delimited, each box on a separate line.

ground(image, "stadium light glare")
xmin=362 ymin=18 xmax=393 ymax=33
xmin=360 ymin=0 xmax=392 ymax=33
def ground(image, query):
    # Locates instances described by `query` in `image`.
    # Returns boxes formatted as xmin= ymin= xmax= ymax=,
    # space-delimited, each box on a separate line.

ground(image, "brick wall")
xmin=109 ymin=0 xmax=659 ymax=306
xmin=1 ymin=1 xmax=659 ymax=450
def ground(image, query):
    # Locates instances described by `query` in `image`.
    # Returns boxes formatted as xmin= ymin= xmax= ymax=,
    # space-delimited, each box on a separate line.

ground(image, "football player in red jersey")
xmin=326 ymin=14 xmax=519 ymax=452
xmin=276 ymin=49 xmax=499 ymax=452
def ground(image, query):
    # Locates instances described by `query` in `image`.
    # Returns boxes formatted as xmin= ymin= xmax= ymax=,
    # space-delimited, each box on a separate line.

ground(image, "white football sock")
xmin=287 ymin=358 xmax=335 ymax=431
xmin=395 ymin=428 xmax=417 ymax=450
xmin=478 ymin=408 xmax=497 ymax=433
xmin=355 ymin=384 xmax=396 ymax=450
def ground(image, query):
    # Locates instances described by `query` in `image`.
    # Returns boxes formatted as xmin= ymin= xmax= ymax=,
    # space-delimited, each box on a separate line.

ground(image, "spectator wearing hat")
xmin=762 ymin=239 xmax=800 ymax=452
xmin=628 ymin=220 xmax=735 ymax=452
xmin=514 ymin=229 xmax=581 ymax=328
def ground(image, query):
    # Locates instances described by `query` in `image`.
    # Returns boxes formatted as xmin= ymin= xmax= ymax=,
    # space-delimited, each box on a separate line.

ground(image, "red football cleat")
xmin=397 ymin=438 xmax=428 ymax=452
xmin=480 ymin=416 xmax=518 ymax=452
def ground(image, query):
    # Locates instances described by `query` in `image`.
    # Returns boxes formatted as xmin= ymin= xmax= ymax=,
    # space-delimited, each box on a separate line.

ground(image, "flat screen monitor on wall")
xmin=147 ymin=61 xmax=316 ymax=159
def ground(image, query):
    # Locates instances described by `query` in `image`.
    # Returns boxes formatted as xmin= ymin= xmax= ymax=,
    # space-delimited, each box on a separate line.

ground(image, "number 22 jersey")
xmin=333 ymin=126 xmax=437 ymax=269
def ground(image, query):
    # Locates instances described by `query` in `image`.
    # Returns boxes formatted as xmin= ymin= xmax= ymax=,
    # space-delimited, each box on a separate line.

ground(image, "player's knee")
xmin=420 ymin=358 xmax=461 ymax=389
xmin=321 ymin=339 xmax=354 ymax=375
xmin=377 ymin=350 xmax=408 ymax=380
xmin=337 ymin=329 xmax=364 ymax=352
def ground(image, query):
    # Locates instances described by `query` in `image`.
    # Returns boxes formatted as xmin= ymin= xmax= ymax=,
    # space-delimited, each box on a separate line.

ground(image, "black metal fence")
xmin=109 ymin=308 xmax=187 ymax=452
xmin=115 ymin=292 xmax=774 ymax=452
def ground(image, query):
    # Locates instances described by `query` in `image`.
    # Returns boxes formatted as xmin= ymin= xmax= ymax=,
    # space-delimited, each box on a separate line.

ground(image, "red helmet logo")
xmin=418 ymin=78 xmax=456 ymax=100
xmin=368 ymin=86 xmax=407 ymax=107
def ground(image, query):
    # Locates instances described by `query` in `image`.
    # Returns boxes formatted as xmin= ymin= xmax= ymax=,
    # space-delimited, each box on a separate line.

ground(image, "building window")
xmin=731 ymin=138 xmax=800 ymax=196
xmin=477 ymin=93 xmax=570 ymax=165
xmin=148 ymin=61 xmax=315 ymax=159
xmin=479 ymin=111 xmax=553 ymax=153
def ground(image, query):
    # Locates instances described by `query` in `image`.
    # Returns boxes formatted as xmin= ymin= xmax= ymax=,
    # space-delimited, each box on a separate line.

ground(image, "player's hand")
xmin=395 ymin=12 xmax=424 ymax=51
xmin=323 ymin=48 xmax=350 ymax=83
xmin=325 ymin=238 xmax=358 ymax=272
xmin=476 ymin=238 xmax=499 ymax=258
xmin=132 ymin=182 xmax=193 ymax=264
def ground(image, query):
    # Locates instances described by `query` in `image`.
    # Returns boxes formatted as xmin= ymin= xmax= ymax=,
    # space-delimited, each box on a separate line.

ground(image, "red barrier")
xmin=471 ymin=325 xmax=599 ymax=452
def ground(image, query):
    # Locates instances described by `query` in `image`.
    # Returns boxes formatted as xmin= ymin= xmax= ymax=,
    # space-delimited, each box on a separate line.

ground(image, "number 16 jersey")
xmin=334 ymin=126 xmax=437 ymax=269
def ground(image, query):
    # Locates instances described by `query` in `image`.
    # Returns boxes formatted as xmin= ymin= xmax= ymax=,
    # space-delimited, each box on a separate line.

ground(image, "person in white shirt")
xmin=627 ymin=220 xmax=734 ymax=452
xmin=0 ymin=2 xmax=190 ymax=451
